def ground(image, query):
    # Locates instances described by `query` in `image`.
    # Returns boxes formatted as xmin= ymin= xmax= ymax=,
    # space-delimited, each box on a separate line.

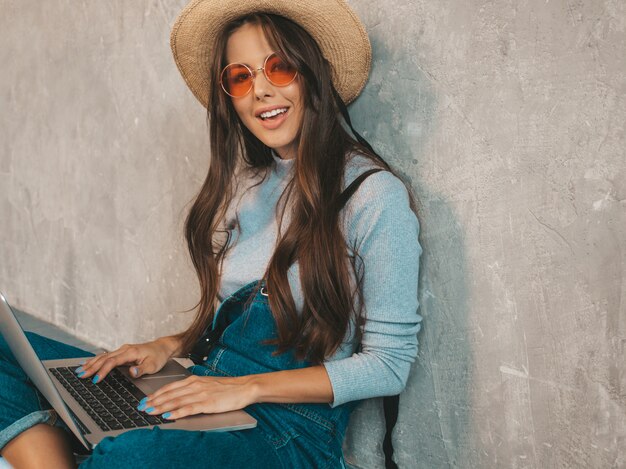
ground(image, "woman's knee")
xmin=81 ymin=429 xmax=165 ymax=468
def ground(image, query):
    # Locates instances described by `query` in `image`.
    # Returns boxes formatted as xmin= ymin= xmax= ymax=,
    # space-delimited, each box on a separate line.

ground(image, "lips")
xmin=255 ymin=105 xmax=291 ymax=130
xmin=255 ymin=105 xmax=290 ymax=117
xmin=259 ymin=108 xmax=288 ymax=119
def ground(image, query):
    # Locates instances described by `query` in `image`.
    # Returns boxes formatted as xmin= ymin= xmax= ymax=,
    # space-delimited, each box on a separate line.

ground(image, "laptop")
xmin=0 ymin=291 xmax=256 ymax=450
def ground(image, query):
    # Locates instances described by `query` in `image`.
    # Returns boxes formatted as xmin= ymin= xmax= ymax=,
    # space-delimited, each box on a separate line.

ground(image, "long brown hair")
xmin=177 ymin=13 xmax=409 ymax=363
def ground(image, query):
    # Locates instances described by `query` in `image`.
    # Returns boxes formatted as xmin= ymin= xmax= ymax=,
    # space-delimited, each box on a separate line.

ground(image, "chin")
xmin=258 ymin=135 xmax=296 ymax=153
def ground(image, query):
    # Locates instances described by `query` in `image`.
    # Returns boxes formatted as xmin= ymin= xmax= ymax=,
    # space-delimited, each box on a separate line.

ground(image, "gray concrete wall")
xmin=1 ymin=1 xmax=624 ymax=468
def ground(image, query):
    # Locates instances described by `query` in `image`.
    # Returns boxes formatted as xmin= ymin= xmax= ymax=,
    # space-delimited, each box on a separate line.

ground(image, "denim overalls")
xmin=0 ymin=280 xmax=355 ymax=468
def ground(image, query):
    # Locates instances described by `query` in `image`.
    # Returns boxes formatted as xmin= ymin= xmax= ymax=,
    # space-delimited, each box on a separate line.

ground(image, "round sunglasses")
xmin=220 ymin=52 xmax=298 ymax=98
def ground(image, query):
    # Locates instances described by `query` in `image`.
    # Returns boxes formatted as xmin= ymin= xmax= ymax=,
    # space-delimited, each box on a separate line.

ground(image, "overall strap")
xmin=337 ymin=167 xmax=400 ymax=469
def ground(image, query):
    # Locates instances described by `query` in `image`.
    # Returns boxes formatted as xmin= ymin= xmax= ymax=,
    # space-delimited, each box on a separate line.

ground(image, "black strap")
xmin=337 ymin=168 xmax=384 ymax=210
xmin=188 ymin=323 xmax=225 ymax=365
xmin=383 ymin=395 xmax=400 ymax=469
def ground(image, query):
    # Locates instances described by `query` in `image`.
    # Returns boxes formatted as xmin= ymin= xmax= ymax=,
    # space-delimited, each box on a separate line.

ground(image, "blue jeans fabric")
xmin=0 ymin=281 xmax=356 ymax=468
xmin=0 ymin=332 xmax=95 ymax=453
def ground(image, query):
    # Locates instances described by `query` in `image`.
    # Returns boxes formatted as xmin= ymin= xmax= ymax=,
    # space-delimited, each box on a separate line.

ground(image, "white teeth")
xmin=259 ymin=108 xmax=288 ymax=119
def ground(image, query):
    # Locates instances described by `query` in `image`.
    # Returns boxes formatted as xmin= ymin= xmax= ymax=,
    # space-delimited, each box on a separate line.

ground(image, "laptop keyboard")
xmin=50 ymin=367 xmax=168 ymax=432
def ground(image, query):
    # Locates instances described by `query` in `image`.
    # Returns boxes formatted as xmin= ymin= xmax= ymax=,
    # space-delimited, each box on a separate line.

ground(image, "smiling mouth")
xmin=258 ymin=107 xmax=289 ymax=120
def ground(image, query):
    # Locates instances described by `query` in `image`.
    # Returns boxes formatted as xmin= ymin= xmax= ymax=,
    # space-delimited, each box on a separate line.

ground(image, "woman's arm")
xmin=244 ymin=365 xmax=334 ymax=404
xmin=137 ymin=365 xmax=333 ymax=420
xmin=158 ymin=335 xmax=185 ymax=358
xmin=322 ymin=168 xmax=422 ymax=407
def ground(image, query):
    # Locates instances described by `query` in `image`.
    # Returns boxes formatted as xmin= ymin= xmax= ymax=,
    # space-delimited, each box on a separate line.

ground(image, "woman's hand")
xmin=74 ymin=336 xmax=181 ymax=384
xmin=137 ymin=375 xmax=257 ymax=420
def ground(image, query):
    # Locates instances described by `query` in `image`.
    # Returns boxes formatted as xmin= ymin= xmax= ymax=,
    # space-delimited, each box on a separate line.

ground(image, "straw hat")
xmin=170 ymin=0 xmax=371 ymax=108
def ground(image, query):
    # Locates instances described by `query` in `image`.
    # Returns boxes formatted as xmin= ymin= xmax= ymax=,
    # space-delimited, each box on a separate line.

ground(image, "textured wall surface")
xmin=1 ymin=1 xmax=624 ymax=468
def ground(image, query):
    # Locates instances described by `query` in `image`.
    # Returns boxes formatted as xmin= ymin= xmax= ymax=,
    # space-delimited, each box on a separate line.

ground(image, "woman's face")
xmin=225 ymin=23 xmax=304 ymax=160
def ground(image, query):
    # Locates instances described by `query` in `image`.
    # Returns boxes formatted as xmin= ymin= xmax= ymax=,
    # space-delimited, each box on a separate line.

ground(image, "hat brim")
xmin=170 ymin=0 xmax=371 ymax=108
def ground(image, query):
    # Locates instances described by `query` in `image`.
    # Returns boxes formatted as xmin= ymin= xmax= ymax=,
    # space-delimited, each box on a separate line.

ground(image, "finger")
xmin=129 ymin=356 xmax=161 ymax=378
xmin=80 ymin=348 xmax=141 ymax=383
xmin=77 ymin=347 xmax=127 ymax=373
xmin=141 ymin=381 xmax=200 ymax=409
xmin=94 ymin=347 xmax=146 ymax=383
xmin=143 ymin=391 xmax=210 ymax=420
xmin=138 ymin=378 xmax=204 ymax=413
xmin=74 ymin=351 xmax=117 ymax=377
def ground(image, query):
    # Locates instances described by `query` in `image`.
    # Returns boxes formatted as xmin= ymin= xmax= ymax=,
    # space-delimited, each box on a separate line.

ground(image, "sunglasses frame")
xmin=219 ymin=52 xmax=299 ymax=98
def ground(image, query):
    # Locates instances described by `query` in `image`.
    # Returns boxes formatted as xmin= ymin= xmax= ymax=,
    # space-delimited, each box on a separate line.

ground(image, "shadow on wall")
xmin=342 ymin=37 xmax=472 ymax=469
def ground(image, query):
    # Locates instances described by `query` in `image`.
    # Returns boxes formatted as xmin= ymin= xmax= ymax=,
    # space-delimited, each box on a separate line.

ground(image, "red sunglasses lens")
xmin=221 ymin=64 xmax=252 ymax=97
xmin=265 ymin=54 xmax=297 ymax=86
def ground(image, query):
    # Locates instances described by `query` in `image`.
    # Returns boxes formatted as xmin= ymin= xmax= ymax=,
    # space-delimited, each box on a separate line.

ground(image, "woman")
xmin=0 ymin=1 xmax=421 ymax=467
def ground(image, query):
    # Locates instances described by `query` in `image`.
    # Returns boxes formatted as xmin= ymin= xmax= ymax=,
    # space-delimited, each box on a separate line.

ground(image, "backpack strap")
xmin=383 ymin=395 xmax=400 ymax=469
xmin=337 ymin=168 xmax=384 ymax=210
xmin=338 ymin=167 xmax=400 ymax=469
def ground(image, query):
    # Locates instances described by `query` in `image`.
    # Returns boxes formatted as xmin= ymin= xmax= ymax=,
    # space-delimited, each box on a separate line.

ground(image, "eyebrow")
xmin=225 ymin=52 xmax=278 ymax=68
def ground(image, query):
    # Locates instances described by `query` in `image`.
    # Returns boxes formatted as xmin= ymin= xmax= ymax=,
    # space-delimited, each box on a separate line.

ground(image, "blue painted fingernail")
xmin=145 ymin=407 xmax=154 ymax=413
xmin=92 ymin=375 xmax=100 ymax=384
xmin=78 ymin=371 xmax=86 ymax=378
xmin=137 ymin=403 xmax=146 ymax=411
xmin=139 ymin=397 xmax=148 ymax=405
xmin=74 ymin=366 xmax=83 ymax=373
xmin=162 ymin=412 xmax=171 ymax=419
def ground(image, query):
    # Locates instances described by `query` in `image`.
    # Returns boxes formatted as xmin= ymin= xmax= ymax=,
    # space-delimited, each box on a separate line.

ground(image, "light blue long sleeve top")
xmin=219 ymin=152 xmax=422 ymax=407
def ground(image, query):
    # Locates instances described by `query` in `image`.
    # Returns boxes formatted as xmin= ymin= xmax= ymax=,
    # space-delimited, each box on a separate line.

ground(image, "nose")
xmin=252 ymin=67 xmax=273 ymax=100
